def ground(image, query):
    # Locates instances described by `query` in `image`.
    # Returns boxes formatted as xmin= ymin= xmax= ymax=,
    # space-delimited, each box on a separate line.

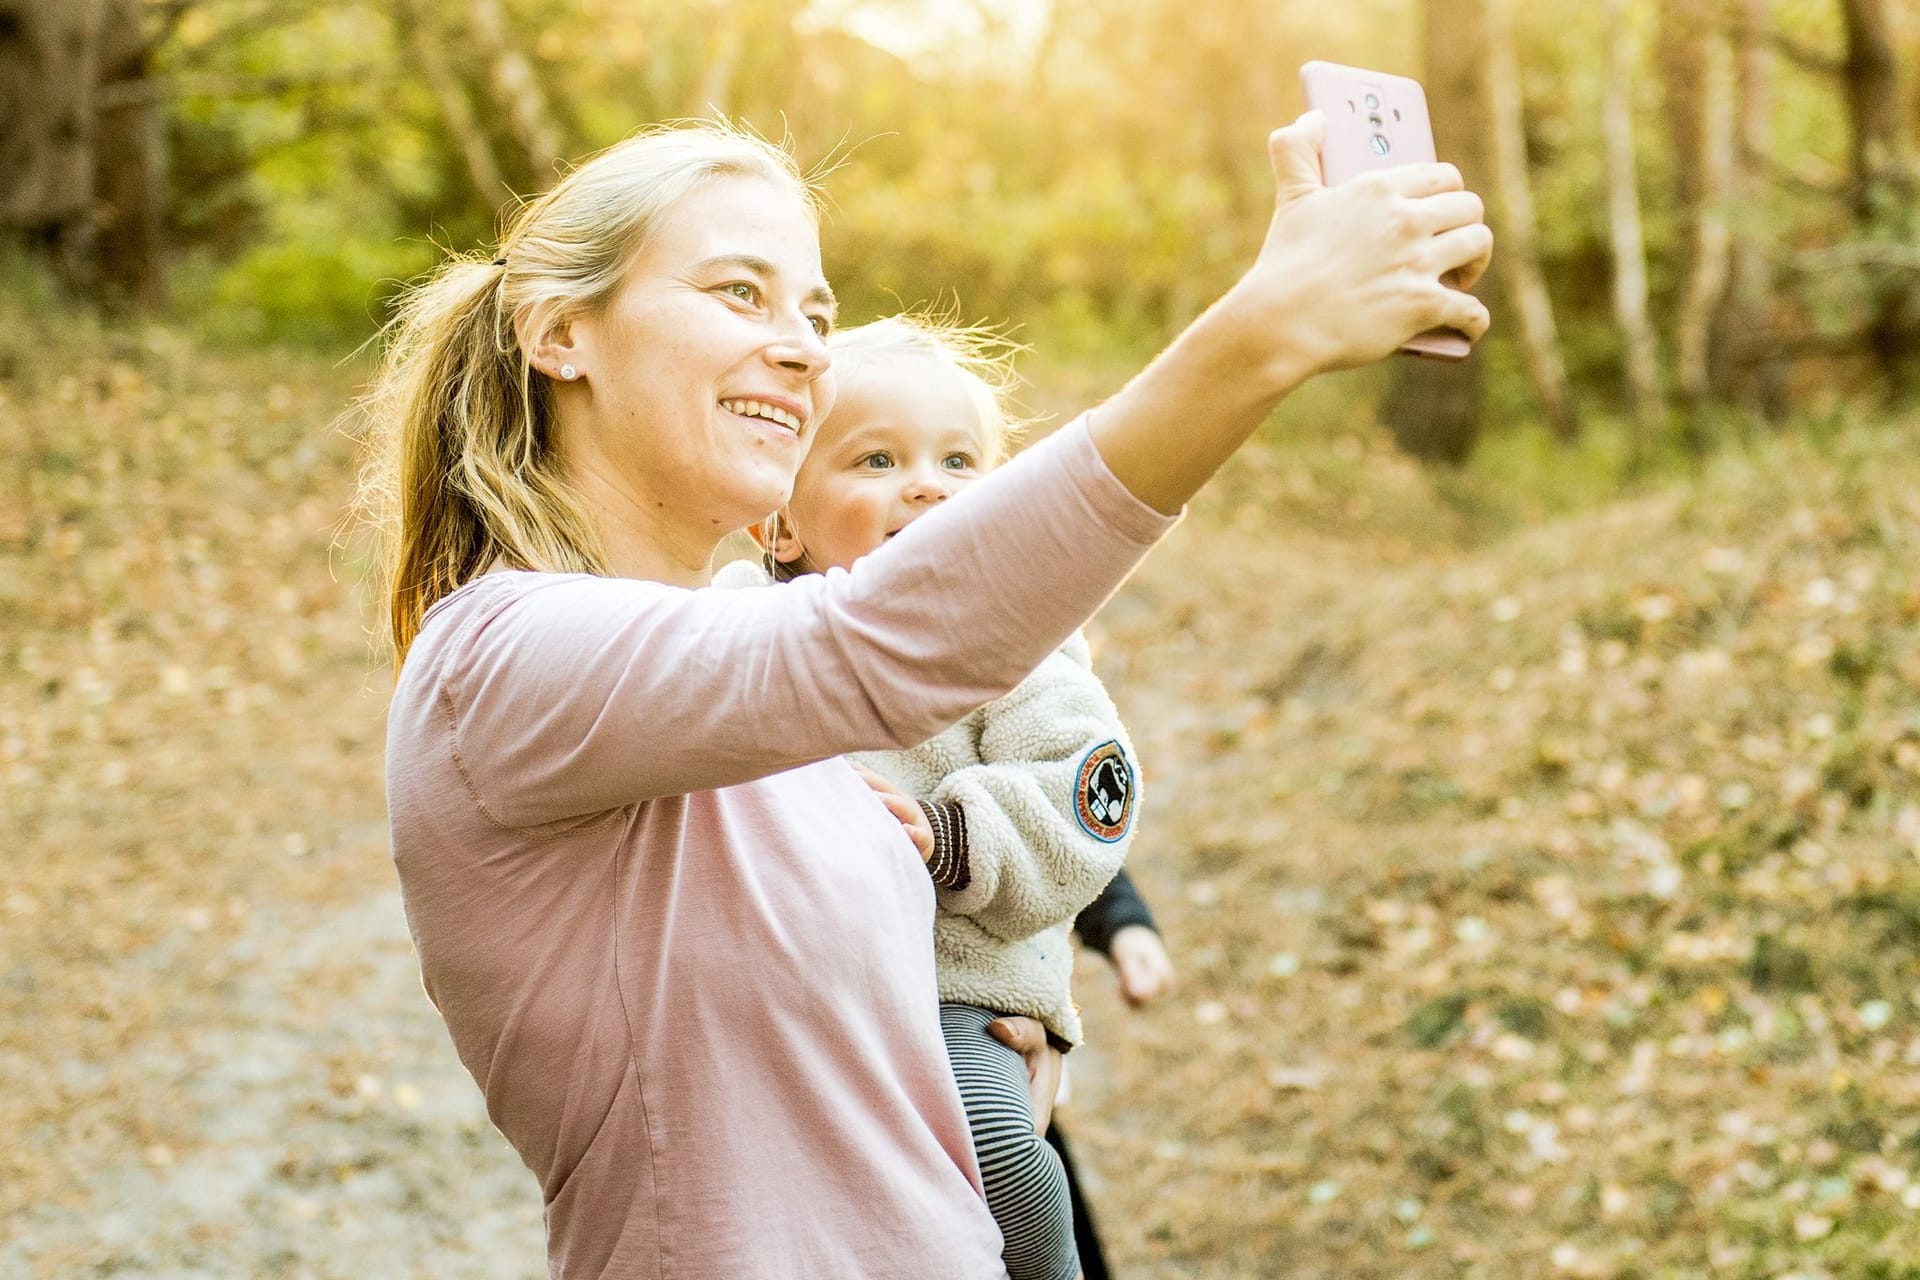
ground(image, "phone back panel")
xmin=1299 ymin=61 xmax=1468 ymax=361
xmin=1300 ymin=61 xmax=1438 ymax=183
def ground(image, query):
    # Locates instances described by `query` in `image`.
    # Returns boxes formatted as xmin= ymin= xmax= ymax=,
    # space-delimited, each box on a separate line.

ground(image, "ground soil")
xmin=6 ymin=327 xmax=1920 ymax=1279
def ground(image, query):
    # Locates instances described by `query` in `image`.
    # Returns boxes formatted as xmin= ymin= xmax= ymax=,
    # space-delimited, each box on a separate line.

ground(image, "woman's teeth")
xmin=720 ymin=399 xmax=801 ymax=433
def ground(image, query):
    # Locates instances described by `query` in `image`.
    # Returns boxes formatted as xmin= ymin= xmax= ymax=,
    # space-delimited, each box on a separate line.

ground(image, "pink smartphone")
xmin=1299 ymin=60 xmax=1472 ymax=362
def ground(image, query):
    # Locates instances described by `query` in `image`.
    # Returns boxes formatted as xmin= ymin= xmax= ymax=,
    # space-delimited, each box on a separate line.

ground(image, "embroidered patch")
xmin=1074 ymin=741 xmax=1135 ymax=843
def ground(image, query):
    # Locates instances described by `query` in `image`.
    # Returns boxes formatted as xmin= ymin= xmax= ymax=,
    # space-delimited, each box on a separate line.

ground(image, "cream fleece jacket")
xmin=714 ymin=558 xmax=1138 ymax=1046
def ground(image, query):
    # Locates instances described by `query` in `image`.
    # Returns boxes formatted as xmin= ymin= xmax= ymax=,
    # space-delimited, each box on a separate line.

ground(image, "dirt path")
xmin=5 ymin=886 xmax=545 ymax=1279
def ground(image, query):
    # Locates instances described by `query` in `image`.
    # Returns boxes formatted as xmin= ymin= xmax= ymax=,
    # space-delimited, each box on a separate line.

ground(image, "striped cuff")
xmin=917 ymin=800 xmax=971 ymax=891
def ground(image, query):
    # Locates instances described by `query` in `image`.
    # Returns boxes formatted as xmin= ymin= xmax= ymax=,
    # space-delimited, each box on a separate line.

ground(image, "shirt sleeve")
xmin=925 ymin=638 xmax=1141 ymax=942
xmin=1073 ymin=867 xmax=1159 ymax=958
xmin=417 ymin=417 xmax=1177 ymax=828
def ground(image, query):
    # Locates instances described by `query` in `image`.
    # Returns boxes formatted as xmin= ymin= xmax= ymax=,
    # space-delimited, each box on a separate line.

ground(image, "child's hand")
xmin=1109 ymin=925 xmax=1176 ymax=1008
xmin=849 ymin=762 xmax=934 ymax=863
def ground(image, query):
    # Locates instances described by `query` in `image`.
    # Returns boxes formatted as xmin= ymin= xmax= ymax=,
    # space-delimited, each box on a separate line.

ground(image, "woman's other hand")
xmin=1107 ymin=924 xmax=1176 ymax=1008
xmin=849 ymin=762 xmax=934 ymax=863
xmin=987 ymin=1015 xmax=1065 ymax=1134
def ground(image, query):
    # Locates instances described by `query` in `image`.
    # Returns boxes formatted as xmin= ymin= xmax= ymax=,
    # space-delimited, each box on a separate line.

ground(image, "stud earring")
xmin=559 ymin=363 xmax=578 ymax=381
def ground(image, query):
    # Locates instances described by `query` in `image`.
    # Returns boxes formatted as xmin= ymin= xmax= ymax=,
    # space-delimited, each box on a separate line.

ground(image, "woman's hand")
xmin=1107 ymin=924 xmax=1176 ymax=1008
xmin=987 ymin=1015 xmax=1064 ymax=1134
xmin=1091 ymin=110 xmax=1494 ymax=515
xmin=1239 ymin=110 xmax=1493 ymax=380
xmin=849 ymin=762 xmax=933 ymax=863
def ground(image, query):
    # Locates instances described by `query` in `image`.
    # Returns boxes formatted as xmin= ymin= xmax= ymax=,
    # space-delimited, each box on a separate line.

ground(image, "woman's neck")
xmin=570 ymin=470 xmax=720 ymax=587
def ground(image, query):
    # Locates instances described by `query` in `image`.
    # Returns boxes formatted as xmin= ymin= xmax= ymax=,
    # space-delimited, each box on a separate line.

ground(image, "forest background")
xmin=6 ymin=1 xmax=1920 ymax=1278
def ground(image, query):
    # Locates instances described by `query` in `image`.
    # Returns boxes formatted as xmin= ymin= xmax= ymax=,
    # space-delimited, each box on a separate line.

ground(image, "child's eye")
xmin=942 ymin=453 xmax=977 ymax=471
xmin=808 ymin=313 xmax=832 ymax=337
xmin=858 ymin=451 xmax=894 ymax=470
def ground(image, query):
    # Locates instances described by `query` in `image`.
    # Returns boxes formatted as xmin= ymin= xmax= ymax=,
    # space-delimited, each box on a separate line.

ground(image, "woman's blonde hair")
xmin=352 ymin=121 xmax=819 ymax=663
xmin=765 ymin=309 xmax=1032 ymax=580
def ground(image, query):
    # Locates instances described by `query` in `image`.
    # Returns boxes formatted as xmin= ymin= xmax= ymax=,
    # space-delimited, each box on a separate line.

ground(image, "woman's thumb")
xmin=1269 ymin=110 xmax=1327 ymax=203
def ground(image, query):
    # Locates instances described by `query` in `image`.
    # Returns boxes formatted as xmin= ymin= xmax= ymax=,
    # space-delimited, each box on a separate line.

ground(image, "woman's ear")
xmin=520 ymin=304 xmax=584 ymax=383
xmin=749 ymin=512 xmax=808 ymax=565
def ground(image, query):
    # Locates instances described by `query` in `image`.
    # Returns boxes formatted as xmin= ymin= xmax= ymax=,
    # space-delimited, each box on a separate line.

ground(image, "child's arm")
xmin=913 ymin=635 xmax=1140 ymax=942
xmin=1075 ymin=868 xmax=1176 ymax=1008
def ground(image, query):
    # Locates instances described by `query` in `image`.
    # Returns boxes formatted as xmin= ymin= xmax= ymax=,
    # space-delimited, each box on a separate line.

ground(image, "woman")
xmin=357 ymin=119 xmax=1488 ymax=1278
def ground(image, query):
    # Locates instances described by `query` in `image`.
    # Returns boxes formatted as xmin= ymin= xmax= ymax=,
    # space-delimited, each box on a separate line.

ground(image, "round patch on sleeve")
xmin=1073 ymin=741 xmax=1135 ymax=843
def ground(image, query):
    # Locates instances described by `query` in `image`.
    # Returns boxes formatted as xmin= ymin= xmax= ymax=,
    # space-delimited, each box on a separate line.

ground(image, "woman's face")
xmin=560 ymin=174 xmax=838 ymax=555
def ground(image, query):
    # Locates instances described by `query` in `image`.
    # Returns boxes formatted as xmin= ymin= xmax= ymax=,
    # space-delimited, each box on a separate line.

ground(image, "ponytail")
xmin=354 ymin=256 xmax=605 ymax=663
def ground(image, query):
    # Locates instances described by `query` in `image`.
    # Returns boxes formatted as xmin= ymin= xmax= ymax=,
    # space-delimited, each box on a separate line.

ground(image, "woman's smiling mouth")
xmin=720 ymin=398 xmax=803 ymax=434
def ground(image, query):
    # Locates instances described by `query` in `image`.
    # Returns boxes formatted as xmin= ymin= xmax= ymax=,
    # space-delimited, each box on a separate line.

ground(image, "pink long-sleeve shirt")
xmin=385 ymin=417 xmax=1175 ymax=1279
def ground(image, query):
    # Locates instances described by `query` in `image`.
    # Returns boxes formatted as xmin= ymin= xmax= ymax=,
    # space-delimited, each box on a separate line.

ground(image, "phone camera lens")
xmin=1364 ymin=93 xmax=1381 ymax=110
xmin=1369 ymin=134 xmax=1391 ymax=156
xmin=1368 ymin=113 xmax=1384 ymax=127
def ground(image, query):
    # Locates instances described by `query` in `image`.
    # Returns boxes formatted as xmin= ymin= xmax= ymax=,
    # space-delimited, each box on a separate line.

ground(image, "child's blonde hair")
xmin=764 ymin=310 xmax=1033 ymax=580
xmin=827 ymin=310 xmax=1031 ymax=465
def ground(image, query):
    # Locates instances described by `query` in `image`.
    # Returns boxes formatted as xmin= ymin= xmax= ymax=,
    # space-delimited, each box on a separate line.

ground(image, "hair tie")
xmin=492 ymin=256 xmax=507 ymax=267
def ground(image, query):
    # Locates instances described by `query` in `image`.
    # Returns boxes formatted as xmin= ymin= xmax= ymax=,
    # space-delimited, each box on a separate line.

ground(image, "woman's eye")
xmin=723 ymin=282 xmax=759 ymax=304
xmin=858 ymin=452 xmax=894 ymax=469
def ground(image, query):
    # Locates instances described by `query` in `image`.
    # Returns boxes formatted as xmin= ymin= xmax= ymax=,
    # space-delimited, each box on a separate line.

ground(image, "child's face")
xmin=777 ymin=353 xmax=994 ymax=573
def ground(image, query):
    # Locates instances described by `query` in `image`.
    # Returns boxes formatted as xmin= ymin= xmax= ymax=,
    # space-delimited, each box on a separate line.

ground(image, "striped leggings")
xmin=940 ymin=1003 xmax=1080 ymax=1280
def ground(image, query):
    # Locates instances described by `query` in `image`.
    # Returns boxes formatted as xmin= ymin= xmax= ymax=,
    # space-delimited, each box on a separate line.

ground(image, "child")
xmin=718 ymin=314 xmax=1141 ymax=1280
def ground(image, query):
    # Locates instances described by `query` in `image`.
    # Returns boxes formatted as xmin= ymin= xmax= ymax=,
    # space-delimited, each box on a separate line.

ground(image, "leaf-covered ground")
xmin=4 ymin=312 xmax=1918 ymax=1279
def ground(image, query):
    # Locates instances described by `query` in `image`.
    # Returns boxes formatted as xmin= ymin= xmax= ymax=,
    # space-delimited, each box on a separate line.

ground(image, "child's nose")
xmin=902 ymin=468 xmax=954 ymax=503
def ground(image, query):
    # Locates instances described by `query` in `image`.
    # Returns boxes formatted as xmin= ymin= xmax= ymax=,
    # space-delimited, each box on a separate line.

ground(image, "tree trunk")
xmin=0 ymin=0 xmax=108 ymax=286
xmin=1485 ymin=0 xmax=1576 ymax=439
xmin=91 ymin=0 xmax=164 ymax=305
xmin=1841 ymin=0 xmax=1904 ymax=217
xmin=394 ymin=0 xmax=511 ymax=207
xmin=1380 ymin=0 xmax=1492 ymax=466
xmin=1602 ymin=0 xmax=1668 ymax=455
xmin=468 ymin=0 xmax=564 ymax=183
xmin=1673 ymin=12 xmax=1737 ymax=427
xmin=1838 ymin=0 xmax=1916 ymax=393
xmin=1725 ymin=0 xmax=1786 ymax=417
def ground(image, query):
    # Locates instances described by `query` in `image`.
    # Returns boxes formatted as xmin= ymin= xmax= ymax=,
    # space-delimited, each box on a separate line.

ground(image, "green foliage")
xmin=14 ymin=0 xmax=1913 ymax=430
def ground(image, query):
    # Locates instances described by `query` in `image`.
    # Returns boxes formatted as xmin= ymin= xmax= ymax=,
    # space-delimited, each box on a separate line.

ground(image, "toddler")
xmin=717 ymin=315 xmax=1141 ymax=1280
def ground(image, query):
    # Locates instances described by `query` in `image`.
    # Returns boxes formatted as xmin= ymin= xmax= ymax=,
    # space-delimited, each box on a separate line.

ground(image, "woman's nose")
xmin=768 ymin=315 xmax=832 ymax=379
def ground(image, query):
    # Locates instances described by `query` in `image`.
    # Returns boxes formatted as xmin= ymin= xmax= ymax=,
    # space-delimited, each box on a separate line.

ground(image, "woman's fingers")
xmin=1377 ymin=160 xmax=1464 ymax=200
xmin=1438 ymin=286 xmax=1493 ymax=344
xmin=1426 ymin=221 xmax=1497 ymax=296
xmin=988 ymin=1015 xmax=1065 ymax=1134
xmin=1268 ymin=110 xmax=1328 ymax=206
xmin=1408 ymin=189 xmax=1486 ymax=239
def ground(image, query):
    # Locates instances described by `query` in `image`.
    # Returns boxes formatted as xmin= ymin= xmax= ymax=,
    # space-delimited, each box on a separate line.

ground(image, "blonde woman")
xmin=358 ymin=119 xmax=1489 ymax=1277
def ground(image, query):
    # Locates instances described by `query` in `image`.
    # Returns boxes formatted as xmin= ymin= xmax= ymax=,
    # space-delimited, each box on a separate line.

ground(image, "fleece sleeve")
xmin=928 ymin=636 xmax=1141 ymax=943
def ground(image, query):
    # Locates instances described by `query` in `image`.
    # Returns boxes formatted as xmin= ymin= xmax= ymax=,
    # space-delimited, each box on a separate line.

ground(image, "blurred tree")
xmin=395 ymin=0 xmax=512 ymax=207
xmin=1838 ymin=0 xmax=1917 ymax=394
xmin=1725 ymin=0 xmax=1787 ymax=416
xmin=1603 ymin=0 xmax=1668 ymax=454
xmin=1487 ymin=0 xmax=1576 ymax=439
xmin=1379 ymin=0 xmax=1493 ymax=465
xmin=1662 ymin=0 xmax=1736 ymax=434
xmin=469 ymin=0 xmax=563 ymax=179
xmin=0 ymin=0 xmax=165 ymax=302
